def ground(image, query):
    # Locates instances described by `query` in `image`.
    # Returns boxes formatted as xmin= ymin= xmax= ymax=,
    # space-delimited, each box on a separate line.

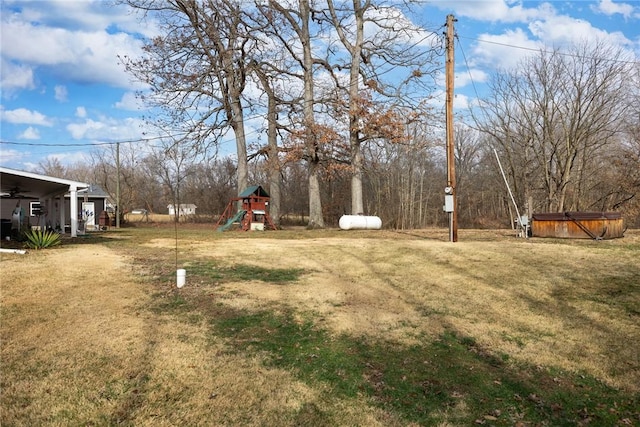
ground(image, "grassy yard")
xmin=1 ymin=226 xmax=639 ymax=426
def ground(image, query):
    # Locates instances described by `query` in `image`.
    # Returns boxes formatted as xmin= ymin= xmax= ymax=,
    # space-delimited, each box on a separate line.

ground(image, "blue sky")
xmin=1 ymin=0 xmax=639 ymax=172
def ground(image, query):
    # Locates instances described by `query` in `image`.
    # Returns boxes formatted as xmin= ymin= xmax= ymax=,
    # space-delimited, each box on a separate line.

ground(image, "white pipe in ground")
xmin=177 ymin=268 xmax=186 ymax=288
xmin=0 ymin=248 xmax=26 ymax=255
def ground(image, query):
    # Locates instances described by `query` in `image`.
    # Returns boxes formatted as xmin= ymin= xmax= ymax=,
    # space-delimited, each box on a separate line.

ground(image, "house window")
xmin=30 ymin=201 xmax=42 ymax=216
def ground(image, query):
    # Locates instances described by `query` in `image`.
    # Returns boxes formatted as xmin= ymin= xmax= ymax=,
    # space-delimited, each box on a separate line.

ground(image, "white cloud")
xmin=66 ymin=116 xmax=145 ymax=141
xmin=0 ymin=59 xmax=35 ymax=97
xmin=0 ymin=148 xmax=29 ymax=167
xmin=0 ymin=107 xmax=54 ymax=126
xmin=528 ymin=14 xmax=633 ymax=48
xmin=440 ymin=2 xmax=638 ymax=91
xmin=76 ymin=106 xmax=87 ymax=118
xmin=67 ymin=118 xmax=105 ymax=139
xmin=4 ymin=0 xmax=159 ymax=38
xmin=54 ymin=85 xmax=68 ymax=102
xmin=114 ymin=92 xmax=144 ymax=111
xmin=591 ymin=0 xmax=635 ymax=19
xmin=0 ymin=0 xmax=151 ymax=92
xmin=427 ymin=0 xmax=555 ymax=23
xmin=453 ymin=93 xmax=472 ymax=111
xmin=18 ymin=126 xmax=41 ymax=140
xmin=429 ymin=86 xmax=476 ymax=113
xmin=43 ymin=151 xmax=92 ymax=166
xmin=472 ymin=29 xmax=543 ymax=70
xmin=1 ymin=19 xmax=146 ymax=89
xmin=455 ymin=68 xmax=488 ymax=88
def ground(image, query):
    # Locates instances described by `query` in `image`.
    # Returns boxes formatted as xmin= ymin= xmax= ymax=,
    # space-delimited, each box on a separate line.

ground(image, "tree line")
xmin=41 ymin=1 xmax=640 ymax=229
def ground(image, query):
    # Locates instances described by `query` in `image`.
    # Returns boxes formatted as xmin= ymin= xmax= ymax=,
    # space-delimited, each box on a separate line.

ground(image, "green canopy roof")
xmin=239 ymin=185 xmax=269 ymax=198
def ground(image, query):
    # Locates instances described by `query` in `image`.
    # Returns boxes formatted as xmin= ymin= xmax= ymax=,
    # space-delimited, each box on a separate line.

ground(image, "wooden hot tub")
xmin=531 ymin=212 xmax=624 ymax=240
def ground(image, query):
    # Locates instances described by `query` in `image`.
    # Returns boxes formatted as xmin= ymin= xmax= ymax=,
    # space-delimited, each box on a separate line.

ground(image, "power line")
xmin=457 ymin=34 xmax=639 ymax=65
xmin=0 ymin=134 xmax=175 ymax=147
xmin=456 ymin=35 xmax=483 ymax=104
xmin=1 ymin=140 xmax=127 ymax=147
xmin=0 ymin=126 xmax=264 ymax=149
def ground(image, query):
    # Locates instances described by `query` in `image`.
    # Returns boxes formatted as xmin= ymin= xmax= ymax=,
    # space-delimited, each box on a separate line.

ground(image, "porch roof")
xmin=0 ymin=167 xmax=90 ymax=199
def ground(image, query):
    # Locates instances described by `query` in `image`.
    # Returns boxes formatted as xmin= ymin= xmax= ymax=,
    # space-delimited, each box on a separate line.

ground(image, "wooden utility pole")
xmin=116 ymin=142 xmax=120 ymax=229
xmin=445 ymin=14 xmax=458 ymax=242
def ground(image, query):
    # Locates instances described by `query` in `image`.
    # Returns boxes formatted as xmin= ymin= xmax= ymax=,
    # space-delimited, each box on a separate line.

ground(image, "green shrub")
xmin=24 ymin=229 xmax=61 ymax=250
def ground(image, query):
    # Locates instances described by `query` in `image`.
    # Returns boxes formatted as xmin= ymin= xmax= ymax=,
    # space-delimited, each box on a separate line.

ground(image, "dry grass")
xmin=124 ymin=213 xmax=213 ymax=224
xmin=1 ymin=227 xmax=638 ymax=425
xmin=177 ymin=229 xmax=640 ymax=392
xmin=125 ymin=213 xmax=175 ymax=223
xmin=0 ymin=238 xmax=409 ymax=426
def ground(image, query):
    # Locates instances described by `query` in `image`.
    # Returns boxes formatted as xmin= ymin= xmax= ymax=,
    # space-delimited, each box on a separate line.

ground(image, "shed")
xmin=531 ymin=212 xmax=624 ymax=240
xmin=168 ymin=204 xmax=197 ymax=216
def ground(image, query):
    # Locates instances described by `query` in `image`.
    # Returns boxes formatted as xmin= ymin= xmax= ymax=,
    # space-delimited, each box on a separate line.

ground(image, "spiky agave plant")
xmin=24 ymin=229 xmax=61 ymax=250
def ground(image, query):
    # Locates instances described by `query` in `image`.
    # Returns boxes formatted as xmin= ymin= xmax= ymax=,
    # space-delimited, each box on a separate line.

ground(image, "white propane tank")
xmin=339 ymin=215 xmax=382 ymax=230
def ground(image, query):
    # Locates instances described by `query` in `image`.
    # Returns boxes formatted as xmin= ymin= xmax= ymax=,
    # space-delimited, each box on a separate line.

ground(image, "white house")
xmin=0 ymin=167 xmax=90 ymax=237
xmin=167 ymin=204 xmax=197 ymax=216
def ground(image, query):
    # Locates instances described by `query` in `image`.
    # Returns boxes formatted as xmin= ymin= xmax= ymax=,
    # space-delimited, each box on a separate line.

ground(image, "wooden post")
xmin=116 ymin=142 xmax=120 ymax=229
xmin=445 ymin=14 xmax=458 ymax=242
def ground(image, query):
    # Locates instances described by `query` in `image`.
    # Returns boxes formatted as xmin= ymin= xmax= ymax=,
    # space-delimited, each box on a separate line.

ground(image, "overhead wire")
xmin=457 ymin=34 xmax=639 ymax=65
xmin=1 ymin=135 xmax=168 ymax=147
xmin=454 ymin=29 xmax=639 ymax=126
xmin=0 ymin=123 xmax=264 ymax=149
xmin=455 ymin=34 xmax=483 ymax=106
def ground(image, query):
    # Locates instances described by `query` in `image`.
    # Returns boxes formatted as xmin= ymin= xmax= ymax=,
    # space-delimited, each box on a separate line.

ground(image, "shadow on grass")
xmin=186 ymin=259 xmax=306 ymax=284
xmin=204 ymin=308 xmax=639 ymax=426
xmin=62 ymin=234 xmax=115 ymax=245
xmin=148 ymin=259 xmax=308 ymax=286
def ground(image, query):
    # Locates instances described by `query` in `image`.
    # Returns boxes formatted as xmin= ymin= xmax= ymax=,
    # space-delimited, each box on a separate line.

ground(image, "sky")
xmin=1 ymin=0 xmax=639 ymax=172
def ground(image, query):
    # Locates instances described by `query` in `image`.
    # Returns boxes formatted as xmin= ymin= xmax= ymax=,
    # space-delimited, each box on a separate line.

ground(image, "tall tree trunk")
xmin=231 ymin=99 xmax=248 ymax=194
xmin=266 ymin=86 xmax=281 ymax=227
xmin=349 ymin=2 xmax=365 ymax=215
xmin=351 ymin=146 xmax=364 ymax=214
xmin=300 ymin=0 xmax=324 ymax=228
xmin=252 ymin=64 xmax=282 ymax=226
xmin=327 ymin=0 xmax=365 ymax=215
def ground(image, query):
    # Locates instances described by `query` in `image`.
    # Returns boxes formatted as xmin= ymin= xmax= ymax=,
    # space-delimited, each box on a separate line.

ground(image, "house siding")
xmin=1 ymin=196 xmax=106 ymax=230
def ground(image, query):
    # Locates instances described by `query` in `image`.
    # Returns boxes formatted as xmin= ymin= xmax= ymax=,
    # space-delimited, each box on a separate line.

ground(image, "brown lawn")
xmin=1 ymin=228 xmax=638 ymax=426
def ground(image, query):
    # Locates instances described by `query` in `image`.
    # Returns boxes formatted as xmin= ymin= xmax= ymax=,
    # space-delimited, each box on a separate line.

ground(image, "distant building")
xmin=168 ymin=204 xmax=197 ymax=216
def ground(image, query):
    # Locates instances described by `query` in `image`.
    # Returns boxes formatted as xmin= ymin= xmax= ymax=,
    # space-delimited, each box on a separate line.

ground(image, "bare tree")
xmin=121 ymin=0 xmax=254 ymax=195
xmin=595 ymin=63 xmax=640 ymax=225
xmin=182 ymin=157 xmax=237 ymax=216
xmin=90 ymin=143 xmax=161 ymax=216
xmin=319 ymin=1 xmax=440 ymax=215
xmin=454 ymin=125 xmax=485 ymax=225
xmin=265 ymin=0 xmax=325 ymax=228
xmin=37 ymin=157 xmax=67 ymax=178
xmin=143 ymin=136 xmax=205 ymax=222
xmin=362 ymin=121 xmax=441 ymax=229
xmin=477 ymin=42 xmax=631 ymax=213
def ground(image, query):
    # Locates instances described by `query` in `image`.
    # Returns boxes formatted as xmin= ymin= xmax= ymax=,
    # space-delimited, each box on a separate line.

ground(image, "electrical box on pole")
xmin=444 ymin=186 xmax=454 ymax=212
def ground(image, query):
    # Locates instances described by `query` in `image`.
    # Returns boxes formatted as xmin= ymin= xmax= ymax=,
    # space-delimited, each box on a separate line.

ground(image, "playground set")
xmin=215 ymin=185 xmax=277 ymax=231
